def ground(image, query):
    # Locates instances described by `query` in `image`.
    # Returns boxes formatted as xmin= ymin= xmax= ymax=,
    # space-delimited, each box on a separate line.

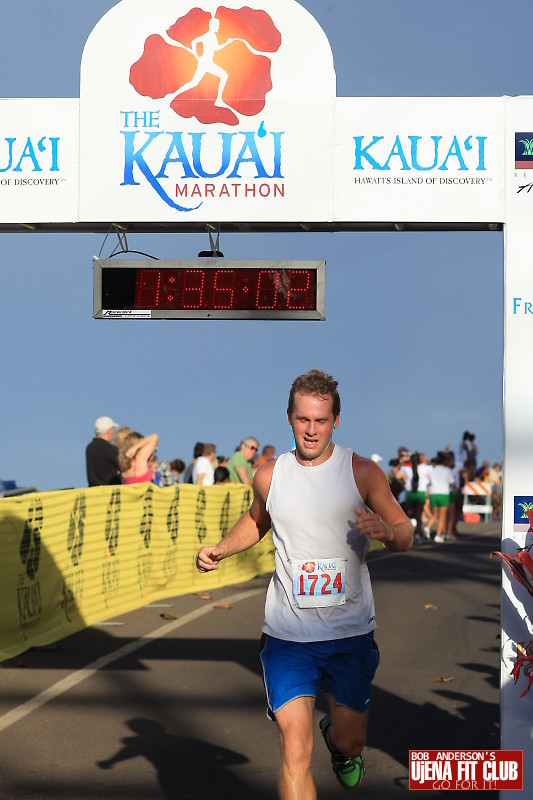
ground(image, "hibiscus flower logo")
xmin=130 ymin=6 xmax=282 ymax=126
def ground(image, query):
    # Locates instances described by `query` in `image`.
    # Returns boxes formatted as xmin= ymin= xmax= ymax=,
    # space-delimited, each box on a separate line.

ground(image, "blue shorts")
xmin=260 ymin=632 xmax=379 ymax=718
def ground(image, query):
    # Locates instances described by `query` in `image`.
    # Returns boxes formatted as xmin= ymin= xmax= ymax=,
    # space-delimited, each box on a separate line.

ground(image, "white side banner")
xmin=501 ymin=96 xmax=533 ymax=800
xmin=334 ymin=97 xmax=505 ymax=223
xmin=0 ymin=99 xmax=79 ymax=224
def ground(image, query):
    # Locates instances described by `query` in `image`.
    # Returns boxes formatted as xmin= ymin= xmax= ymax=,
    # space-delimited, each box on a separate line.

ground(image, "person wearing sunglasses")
xmin=226 ymin=437 xmax=259 ymax=485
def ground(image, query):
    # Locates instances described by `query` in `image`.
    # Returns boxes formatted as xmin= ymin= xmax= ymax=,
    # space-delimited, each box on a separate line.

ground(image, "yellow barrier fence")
xmin=0 ymin=483 xmax=274 ymax=662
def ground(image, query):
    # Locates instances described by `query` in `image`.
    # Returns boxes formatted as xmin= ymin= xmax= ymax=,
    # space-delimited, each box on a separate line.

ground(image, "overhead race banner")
xmin=79 ymin=0 xmax=335 ymax=223
xmin=0 ymin=0 xmax=509 ymax=226
xmin=0 ymin=484 xmax=273 ymax=662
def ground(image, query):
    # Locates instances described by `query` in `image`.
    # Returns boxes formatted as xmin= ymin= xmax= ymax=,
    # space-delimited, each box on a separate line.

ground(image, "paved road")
xmin=0 ymin=522 xmax=501 ymax=799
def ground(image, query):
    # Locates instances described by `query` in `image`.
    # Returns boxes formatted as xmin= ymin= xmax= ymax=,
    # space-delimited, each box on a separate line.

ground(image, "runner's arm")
xmin=196 ymin=465 xmax=272 ymax=571
xmin=353 ymin=456 xmax=413 ymax=552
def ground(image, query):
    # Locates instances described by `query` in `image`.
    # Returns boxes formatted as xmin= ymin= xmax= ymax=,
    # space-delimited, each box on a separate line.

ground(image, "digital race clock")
xmin=93 ymin=259 xmax=325 ymax=320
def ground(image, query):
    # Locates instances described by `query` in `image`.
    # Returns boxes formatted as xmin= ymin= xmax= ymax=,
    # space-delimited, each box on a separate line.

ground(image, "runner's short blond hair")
xmin=287 ymin=369 xmax=340 ymax=418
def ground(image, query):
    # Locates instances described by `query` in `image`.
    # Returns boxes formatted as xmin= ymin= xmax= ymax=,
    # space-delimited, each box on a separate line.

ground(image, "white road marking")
xmin=0 ymin=587 xmax=263 ymax=734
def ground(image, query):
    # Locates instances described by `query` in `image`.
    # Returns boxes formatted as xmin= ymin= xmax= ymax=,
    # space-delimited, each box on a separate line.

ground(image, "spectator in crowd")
xmin=159 ymin=458 xmax=186 ymax=486
xmin=427 ymin=451 xmax=456 ymax=543
xmin=404 ymin=452 xmax=433 ymax=542
xmin=255 ymin=445 xmax=276 ymax=469
xmin=475 ymin=460 xmax=491 ymax=481
xmin=86 ymin=416 xmax=121 ymax=487
xmin=216 ymin=455 xmax=227 ymax=467
xmin=193 ymin=443 xmax=217 ymax=486
xmin=227 ymin=437 xmax=259 ymax=485
xmin=114 ymin=426 xmax=132 ymax=452
xmin=446 ymin=451 xmax=461 ymax=539
xmin=383 ymin=433 xmax=498 ymax=535
xmin=214 ymin=466 xmax=231 ymax=484
xmin=387 ymin=458 xmax=407 ymax=510
xmin=149 ymin=453 xmax=162 ymax=486
xmin=459 ymin=431 xmax=478 ymax=480
xmin=370 ymin=453 xmax=383 ymax=465
xmin=120 ymin=431 xmax=159 ymax=484
xmin=486 ymin=462 xmax=502 ymax=520
xmin=183 ymin=442 xmax=204 ymax=484
xmin=485 ymin=462 xmax=501 ymax=487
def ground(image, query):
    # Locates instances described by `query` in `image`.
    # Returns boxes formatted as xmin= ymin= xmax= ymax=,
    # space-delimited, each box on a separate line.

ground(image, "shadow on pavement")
xmin=95 ymin=717 xmax=265 ymax=800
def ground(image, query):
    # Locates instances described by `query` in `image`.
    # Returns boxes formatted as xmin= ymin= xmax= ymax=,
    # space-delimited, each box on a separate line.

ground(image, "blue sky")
xmin=2 ymin=0 xmax=524 ymax=491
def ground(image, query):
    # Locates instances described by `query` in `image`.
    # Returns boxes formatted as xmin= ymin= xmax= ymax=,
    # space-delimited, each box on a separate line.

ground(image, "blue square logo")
xmin=514 ymin=496 xmax=533 ymax=524
xmin=515 ymin=133 xmax=533 ymax=169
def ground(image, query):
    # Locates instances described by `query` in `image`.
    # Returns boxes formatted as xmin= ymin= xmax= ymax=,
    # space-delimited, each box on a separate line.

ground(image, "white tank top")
xmin=263 ymin=444 xmax=376 ymax=642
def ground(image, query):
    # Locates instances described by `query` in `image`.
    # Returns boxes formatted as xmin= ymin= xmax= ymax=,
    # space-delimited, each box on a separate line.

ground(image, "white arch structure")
xmin=0 ymin=1 xmax=531 ymax=792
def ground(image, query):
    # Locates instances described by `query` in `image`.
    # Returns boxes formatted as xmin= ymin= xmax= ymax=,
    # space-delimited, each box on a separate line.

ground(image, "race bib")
xmin=291 ymin=558 xmax=346 ymax=608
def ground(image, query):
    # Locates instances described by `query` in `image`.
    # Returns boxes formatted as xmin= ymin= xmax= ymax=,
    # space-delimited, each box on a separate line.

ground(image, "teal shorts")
xmin=260 ymin=632 xmax=379 ymax=718
xmin=430 ymin=494 xmax=450 ymax=508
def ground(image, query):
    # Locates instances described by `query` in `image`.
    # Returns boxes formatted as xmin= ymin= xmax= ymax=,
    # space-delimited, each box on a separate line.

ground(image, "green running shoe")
xmin=319 ymin=716 xmax=365 ymax=790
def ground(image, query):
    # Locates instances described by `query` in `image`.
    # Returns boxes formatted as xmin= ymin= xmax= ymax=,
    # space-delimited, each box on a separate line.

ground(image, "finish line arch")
xmin=1 ymin=1 xmax=529 ymax=795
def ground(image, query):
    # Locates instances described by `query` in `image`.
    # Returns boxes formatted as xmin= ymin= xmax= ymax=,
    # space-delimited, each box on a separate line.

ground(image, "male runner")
xmin=196 ymin=369 xmax=412 ymax=798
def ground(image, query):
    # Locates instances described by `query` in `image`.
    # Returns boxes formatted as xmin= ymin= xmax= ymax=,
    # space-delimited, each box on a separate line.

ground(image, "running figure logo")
xmin=176 ymin=18 xmax=229 ymax=108
xmin=130 ymin=7 xmax=282 ymax=126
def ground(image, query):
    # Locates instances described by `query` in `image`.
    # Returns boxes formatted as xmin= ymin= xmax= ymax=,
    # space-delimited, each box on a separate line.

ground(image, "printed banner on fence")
xmin=0 ymin=483 xmax=273 ymax=661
